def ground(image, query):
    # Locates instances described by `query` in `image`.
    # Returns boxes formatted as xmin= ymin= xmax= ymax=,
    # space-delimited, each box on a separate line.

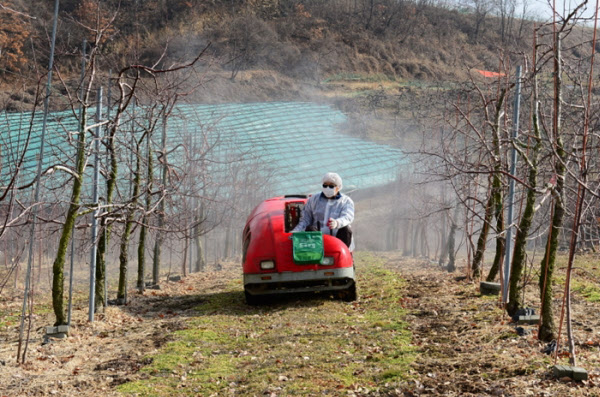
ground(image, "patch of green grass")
xmin=33 ymin=303 xmax=54 ymax=315
xmin=553 ymin=254 xmax=600 ymax=303
xmin=118 ymin=252 xmax=416 ymax=395
xmin=572 ymin=280 xmax=600 ymax=302
xmin=147 ymin=340 xmax=194 ymax=372
xmin=119 ymin=325 xmax=242 ymax=396
xmin=479 ymin=294 xmax=500 ymax=301
xmin=380 ymin=369 xmax=405 ymax=380
xmin=0 ymin=312 xmax=19 ymax=329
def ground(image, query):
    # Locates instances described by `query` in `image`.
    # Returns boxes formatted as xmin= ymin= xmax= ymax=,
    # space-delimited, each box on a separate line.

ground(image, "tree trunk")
xmin=223 ymin=224 xmax=232 ymax=259
xmin=95 ymin=103 xmax=122 ymax=311
xmin=411 ymin=221 xmax=419 ymax=257
xmin=195 ymin=231 xmax=205 ymax=272
xmin=387 ymin=214 xmax=399 ymax=251
xmin=117 ymin=138 xmax=142 ymax=302
xmin=402 ymin=219 xmax=411 ymax=256
xmin=539 ymin=184 xmax=564 ymax=342
xmin=447 ymin=219 xmax=457 ymax=272
xmin=194 ymin=206 xmax=205 ymax=272
xmin=486 ymin=205 xmax=504 ymax=282
xmin=507 ymin=174 xmax=537 ymax=316
xmin=539 ymin=31 xmax=565 ymax=343
xmin=472 ymin=189 xmax=493 ymax=279
xmin=182 ymin=234 xmax=189 ymax=277
xmin=393 ymin=215 xmax=400 ymax=250
xmin=52 ymin=108 xmax=88 ymax=326
xmin=507 ymin=74 xmax=542 ymax=317
xmin=485 ymin=89 xmax=507 ymax=282
xmin=439 ymin=206 xmax=447 ymax=266
xmin=137 ymin=130 xmax=153 ymax=291
xmin=137 ymin=218 xmax=147 ymax=291
xmin=473 ymin=90 xmax=506 ymax=280
xmin=152 ymin=121 xmax=167 ymax=285
xmin=117 ymin=220 xmax=130 ymax=303
xmin=152 ymin=231 xmax=162 ymax=284
xmin=420 ymin=222 xmax=428 ymax=258
xmin=94 ymin=224 xmax=107 ymax=312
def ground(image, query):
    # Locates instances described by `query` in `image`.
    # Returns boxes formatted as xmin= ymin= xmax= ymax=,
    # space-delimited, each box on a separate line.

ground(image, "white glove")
xmin=327 ymin=218 xmax=338 ymax=229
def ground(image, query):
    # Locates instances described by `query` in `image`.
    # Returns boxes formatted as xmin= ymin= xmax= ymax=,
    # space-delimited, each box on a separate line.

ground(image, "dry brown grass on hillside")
xmin=1 ymin=0 xmax=541 ymax=91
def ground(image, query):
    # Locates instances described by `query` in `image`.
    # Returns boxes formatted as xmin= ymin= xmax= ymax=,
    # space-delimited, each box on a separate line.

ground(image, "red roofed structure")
xmin=475 ymin=69 xmax=506 ymax=78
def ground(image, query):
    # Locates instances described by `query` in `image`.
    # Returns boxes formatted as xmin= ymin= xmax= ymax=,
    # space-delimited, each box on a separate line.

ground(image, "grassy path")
xmin=119 ymin=252 xmax=414 ymax=396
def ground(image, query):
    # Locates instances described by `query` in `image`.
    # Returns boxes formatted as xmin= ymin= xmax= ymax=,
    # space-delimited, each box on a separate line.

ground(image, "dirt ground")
xmin=1 ymin=253 xmax=599 ymax=396
xmin=0 ymin=269 xmax=233 ymax=397
xmin=383 ymin=255 xmax=600 ymax=396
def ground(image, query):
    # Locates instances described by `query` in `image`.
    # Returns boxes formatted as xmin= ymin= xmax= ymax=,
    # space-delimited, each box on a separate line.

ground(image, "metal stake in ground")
xmin=17 ymin=0 xmax=60 ymax=364
xmin=89 ymin=87 xmax=103 ymax=322
xmin=104 ymin=70 xmax=112 ymax=308
xmin=502 ymin=65 xmax=522 ymax=304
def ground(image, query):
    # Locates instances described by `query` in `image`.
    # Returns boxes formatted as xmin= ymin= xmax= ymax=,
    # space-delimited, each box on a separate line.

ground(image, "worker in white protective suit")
xmin=292 ymin=172 xmax=355 ymax=251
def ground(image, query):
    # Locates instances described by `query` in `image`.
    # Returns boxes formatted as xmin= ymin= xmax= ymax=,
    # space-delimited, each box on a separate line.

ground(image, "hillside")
xmin=0 ymin=0 xmax=540 ymax=109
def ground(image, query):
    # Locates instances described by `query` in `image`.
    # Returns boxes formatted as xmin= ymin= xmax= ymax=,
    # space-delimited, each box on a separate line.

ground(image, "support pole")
xmin=89 ymin=87 xmax=102 ymax=322
xmin=152 ymin=114 xmax=168 ymax=284
xmin=502 ymin=65 xmax=522 ymax=304
xmin=17 ymin=0 xmax=59 ymax=363
xmin=104 ymin=70 xmax=111 ymax=308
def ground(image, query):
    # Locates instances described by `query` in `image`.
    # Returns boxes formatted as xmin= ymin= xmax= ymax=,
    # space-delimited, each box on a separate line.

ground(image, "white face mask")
xmin=322 ymin=186 xmax=336 ymax=198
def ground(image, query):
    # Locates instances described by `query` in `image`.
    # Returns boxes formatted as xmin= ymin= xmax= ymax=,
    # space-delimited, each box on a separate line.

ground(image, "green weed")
xmin=572 ymin=280 xmax=600 ymax=302
xmin=553 ymin=254 xmax=600 ymax=303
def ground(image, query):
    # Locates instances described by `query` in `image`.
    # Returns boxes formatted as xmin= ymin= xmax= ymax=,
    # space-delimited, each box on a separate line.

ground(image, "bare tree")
xmin=50 ymin=39 xmax=103 ymax=326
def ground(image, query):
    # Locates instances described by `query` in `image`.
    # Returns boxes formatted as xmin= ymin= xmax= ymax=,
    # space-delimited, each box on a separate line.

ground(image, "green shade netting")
xmin=0 ymin=102 xmax=405 ymax=196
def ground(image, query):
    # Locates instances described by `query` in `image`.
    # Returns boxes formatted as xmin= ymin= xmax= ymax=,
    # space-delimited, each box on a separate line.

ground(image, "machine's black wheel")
xmin=245 ymin=290 xmax=263 ymax=305
xmin=338 ymin=283 xmax=357 ymax=302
